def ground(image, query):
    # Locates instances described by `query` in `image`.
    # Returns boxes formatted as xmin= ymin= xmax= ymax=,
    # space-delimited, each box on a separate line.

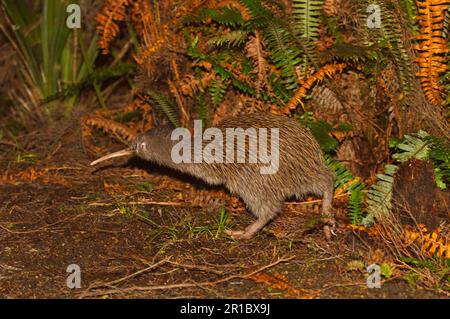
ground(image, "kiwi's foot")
xmin=225 ymin=229 xmax=251 ymax=240
xmin=225 ymin=217 xmax=270 ymax=240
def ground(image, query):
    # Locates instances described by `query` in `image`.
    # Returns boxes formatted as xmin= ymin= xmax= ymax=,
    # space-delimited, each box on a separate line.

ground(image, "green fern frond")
xmin=240 ymin=0 xmax=268 ymax=18
xmin=263 ymin=20 xmax=301 ymax=90
xmin=325 ymin=155 xmax=366 ymax=225
xmin=299 ymin=113 xmax=353 ymax=153
xmin=392 ymin=130 xmax=431 ymax=162
xmin=360 ymin=1 xmax=414 ymax=94
xmin=213 ymin=62 xmax=257 ymax=96
xmin=348 ymin=189 xmax=365 ymax=225
xmin=268 ymin=73 xmax=292 ymax=102
xmin=295 ymin=36 xmax=320 ymax=74
xmin=292 ymin=0 xmax=324 ymax=41
xmin=145 ymin=90 xmax=180 ymax=128
xmin=399 ymin=0 xmax=418 ymax=29
xmin=364 ymin=164 xmax=398 ymax=225
xmin=378 ymin=2 xmax=414 ymax=93
xmin=325 ymin=155 xmax=365 ymax=192
xmin=207 ymin=30 xmax=249 ymax=47
xmin=426 ymin=135 xmax=450 ymax=190
xmin=185 ymin=7 xmax=245 ymax=27
xmin=209 ymin=79 xmax=229 ymax=105
xmin=320 ymin=43 xmax=375 ymax=64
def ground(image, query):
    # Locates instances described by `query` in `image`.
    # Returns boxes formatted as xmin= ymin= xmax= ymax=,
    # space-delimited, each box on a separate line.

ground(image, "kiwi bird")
xmin=90 ymin=113 xmax=335 ymax=240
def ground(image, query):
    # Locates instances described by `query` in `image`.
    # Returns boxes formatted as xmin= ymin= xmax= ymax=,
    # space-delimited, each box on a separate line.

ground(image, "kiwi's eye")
xmin=138 ymin=141 xmax=146 ymax=151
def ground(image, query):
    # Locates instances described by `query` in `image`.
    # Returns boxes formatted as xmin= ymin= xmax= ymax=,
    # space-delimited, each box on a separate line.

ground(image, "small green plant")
xmin=135 ymin=182 xmax=154 ymax=193
xmin=214 ymin=207 xmax=230 ymax=238
xmin=380 ymin=263 xmax=393 ymax=279
xmin=15 ymin=152 xmax=39 ymax=164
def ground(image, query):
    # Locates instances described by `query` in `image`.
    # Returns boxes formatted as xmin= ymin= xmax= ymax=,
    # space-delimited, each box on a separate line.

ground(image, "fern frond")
xmin=399 ymin=0 xmax=418 ymax=28
xmin=145 ymin=90 xmax=181 ymax=128
xmin=443 ymin=4 xmax=450 ymax=39
xmin=83 ymin=114 xmax=137 ymax=143
xmin=380 ymin=2 xmax=414 ymax=94
xmin=268 ymin=73 xmax=292 ymax=103
xmin=364 ymin=164 xmax=399 ymax=225
xmin=414 ymin=0 xmax=449 ymax=105
xmin=245 ymin=32 xmax=269 ymax=97
xmin=348 ymin=189 xmax=365 ymax=225
xmin=186 ymin=7 xmax=246 ymax=27
xmin=392 ymin=130 xmax=431 ymax=162
xmin=325 ymin=155 xmax=366 ymax=225
xmin=239 ymin=0 xmax=268 ymax=18
xmin=263 ymin=20 xmax=302 ymax=90
xmin=179 ymin=72 xmax=216 ymax=97
xmin=320 ymin=43 xmax=375 ymax=64
xmin=323 ymin=0 xmax=339 ymax=17
xmin=283 ymin=63 xmax=346 ymax=112
xmin=426 ymin=134 xmax=450 ymax=189
xmin=360 ymin=1 xmax=414 ymax=94
xmin=404 ymin=225 xmax=450 ymax=259
xmin=325 ymin=155 xmax=366 ymax=192
xmin=292 ymin=0 xmax=324 ymax=41
xmin=96 ymin=0 xmax=131 ymax=55
xmin=209 ymin=79 xmax=229 ymax=105
xmin=207 ymin=30 xmax=249 ymax=47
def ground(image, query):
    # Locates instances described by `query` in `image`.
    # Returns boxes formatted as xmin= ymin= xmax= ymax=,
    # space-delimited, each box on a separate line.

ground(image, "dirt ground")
xmin=0 ymin=116 xmax=446 ymax=299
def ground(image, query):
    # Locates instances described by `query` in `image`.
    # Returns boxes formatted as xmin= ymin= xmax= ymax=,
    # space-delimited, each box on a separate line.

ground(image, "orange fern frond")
xmin=96 ymin=0 xmax=133 ymax=55
xmin=404 ymin=224 xmax=450 ymax=259
xmin=82 ymin=114 xmax=138 ymax=147
xmin=134 ymin=36 xmax=166 ymax=65
xmin=323 ymin=0 xmax=340 ymax=17
xmin=357 ymin=223 xmax=450 ymax=259
xmin=246 ymin=32 xmax=269 ymax=98
xmin=414 ymin=0 xmax=449 ymax=106
xmin=282 ymin=63 xmax=346 ymax=113
xmin=179 ymin=72 xmax=216 ymax=96
xmin=172 ymin=58 xmax=181 ymax=82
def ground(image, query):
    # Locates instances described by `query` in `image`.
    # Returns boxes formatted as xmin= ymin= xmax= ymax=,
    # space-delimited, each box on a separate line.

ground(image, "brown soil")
xmin=0 ymin=115 xmax=446 ymax=299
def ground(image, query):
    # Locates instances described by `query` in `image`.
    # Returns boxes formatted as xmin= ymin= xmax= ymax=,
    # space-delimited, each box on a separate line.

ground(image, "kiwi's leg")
xmin=225 ymin=196 xmax=280 ymax=240
xmin=321 ymin=184 xmax=335 ymax=240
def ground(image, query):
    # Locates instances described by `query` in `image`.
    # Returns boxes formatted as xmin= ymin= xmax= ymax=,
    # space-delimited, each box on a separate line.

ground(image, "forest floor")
xmin=0 ymin=112 xmax=446 ymax=299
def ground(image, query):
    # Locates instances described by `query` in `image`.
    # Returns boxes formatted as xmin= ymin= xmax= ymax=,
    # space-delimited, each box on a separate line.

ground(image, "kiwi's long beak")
xmin=90 ymin=148 xmax=135 ymax=166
